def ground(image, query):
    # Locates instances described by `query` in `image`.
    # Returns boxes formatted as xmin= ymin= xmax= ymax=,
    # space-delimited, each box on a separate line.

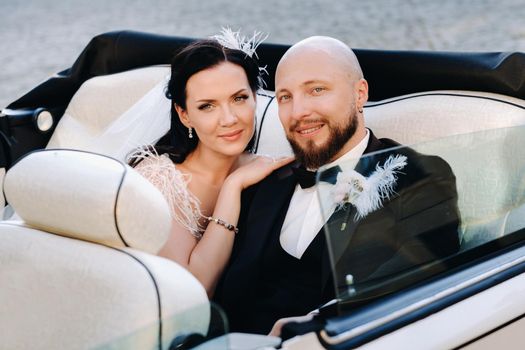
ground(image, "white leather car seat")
xmin=0 ymin=149 xmax=209 ymax=349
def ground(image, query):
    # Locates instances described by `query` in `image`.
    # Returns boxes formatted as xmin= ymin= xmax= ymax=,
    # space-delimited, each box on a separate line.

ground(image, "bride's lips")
xmin=219 ymin=129 xmax=243 ymax=141
xmin=294 ymin=123 xmax=325 ymax=138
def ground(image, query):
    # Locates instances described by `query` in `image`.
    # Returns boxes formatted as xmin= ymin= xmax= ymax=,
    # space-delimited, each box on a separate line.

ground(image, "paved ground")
xmin=2 ymin=0 xmax=525 ymax=108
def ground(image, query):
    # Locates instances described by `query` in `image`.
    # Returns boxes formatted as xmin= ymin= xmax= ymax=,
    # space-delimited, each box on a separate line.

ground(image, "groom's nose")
xmin=290 ymin=96 xmax=311 ymax=121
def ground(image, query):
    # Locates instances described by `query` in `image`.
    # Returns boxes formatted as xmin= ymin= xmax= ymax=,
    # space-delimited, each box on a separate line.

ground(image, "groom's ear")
xmin=175 ymin=103 xmax=191 ymax=128
xmin=355 ymin=78 xmax=369 ymax=109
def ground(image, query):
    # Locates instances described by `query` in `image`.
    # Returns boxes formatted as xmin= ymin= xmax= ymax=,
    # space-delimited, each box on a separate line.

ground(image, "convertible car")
xmin=1 ymin=31 xmax=524 ymax=349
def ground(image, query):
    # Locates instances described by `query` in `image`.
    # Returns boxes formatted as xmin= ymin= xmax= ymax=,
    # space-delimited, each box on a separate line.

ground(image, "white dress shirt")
xmin=280 ymin=129 xmax=370 ymax=259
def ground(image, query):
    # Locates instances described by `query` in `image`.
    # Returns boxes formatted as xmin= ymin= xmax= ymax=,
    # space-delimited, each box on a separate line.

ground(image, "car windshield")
xmin=317 ymin=124 xmax=525 ymax=307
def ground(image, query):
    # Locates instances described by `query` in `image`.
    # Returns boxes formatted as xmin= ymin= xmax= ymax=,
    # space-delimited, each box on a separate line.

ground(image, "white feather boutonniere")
xmin=332 ymin=154 xmax=408 ymax=220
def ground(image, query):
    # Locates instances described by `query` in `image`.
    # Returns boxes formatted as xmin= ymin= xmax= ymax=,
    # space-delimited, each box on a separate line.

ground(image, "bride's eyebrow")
xmin=229 ymin=88 xmax=249 ymax=97
xmin=194 ymin=98 xmax=215 ymax=103
xmin=193 ymin=89 xmax=249 ymax=104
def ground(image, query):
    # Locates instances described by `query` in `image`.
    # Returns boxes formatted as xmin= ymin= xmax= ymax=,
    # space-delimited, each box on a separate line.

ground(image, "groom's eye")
xmin=277 ymin=94 xmax=291 ymax=103
xmin=312 ymin=87 xmax=325 ymax=94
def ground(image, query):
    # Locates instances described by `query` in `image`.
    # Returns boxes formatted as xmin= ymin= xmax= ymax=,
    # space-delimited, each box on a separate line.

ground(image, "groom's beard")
xmin=287 ymin=111 xmax=358 ymax=169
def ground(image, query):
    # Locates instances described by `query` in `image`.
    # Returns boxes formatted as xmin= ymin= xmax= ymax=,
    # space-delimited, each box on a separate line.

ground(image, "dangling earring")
xmin=188 ymin=127 xmax=193 ymax=139
xmin=358 ymin=107 xmax=363 ymax=113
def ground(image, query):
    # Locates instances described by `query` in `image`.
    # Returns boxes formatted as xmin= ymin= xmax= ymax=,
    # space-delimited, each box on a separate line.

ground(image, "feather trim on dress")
xmin=129 ymin=148 xmax=204 ymax=239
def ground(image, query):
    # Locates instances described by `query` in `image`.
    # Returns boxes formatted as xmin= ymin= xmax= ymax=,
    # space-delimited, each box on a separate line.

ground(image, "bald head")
xmin=277 ymin=36 xmax=363 ymax=83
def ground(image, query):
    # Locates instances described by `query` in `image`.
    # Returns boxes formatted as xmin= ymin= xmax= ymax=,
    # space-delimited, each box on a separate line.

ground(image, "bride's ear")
xmin=175 ymin=103 xmax=191 ymax=128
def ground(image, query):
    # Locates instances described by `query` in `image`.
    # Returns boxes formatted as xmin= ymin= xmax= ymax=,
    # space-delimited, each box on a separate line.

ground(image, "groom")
xmin=214 ymin=36 xmax=460 ymax=334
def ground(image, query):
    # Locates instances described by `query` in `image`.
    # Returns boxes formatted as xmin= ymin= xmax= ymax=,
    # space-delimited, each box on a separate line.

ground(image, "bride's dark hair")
xmin=153 ymin=39 xmax=262 ymax=164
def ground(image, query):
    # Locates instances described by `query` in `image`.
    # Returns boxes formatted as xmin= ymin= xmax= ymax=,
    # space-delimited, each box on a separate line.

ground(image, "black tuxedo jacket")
xmin=214 ymin=130 xmax=460 ymax=332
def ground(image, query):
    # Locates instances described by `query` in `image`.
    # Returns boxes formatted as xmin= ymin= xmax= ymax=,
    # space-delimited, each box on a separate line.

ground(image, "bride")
xmin=130 ymin=30 xmax=292 ymax=296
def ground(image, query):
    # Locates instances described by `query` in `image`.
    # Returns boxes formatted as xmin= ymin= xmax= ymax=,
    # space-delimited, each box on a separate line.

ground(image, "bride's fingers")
xmin=233 ymin=156 xmax=295 ymax=189
xmin=254 ymin=154 xmax=293 ymax=162
xmin=257 ymin=155 xmax=292 ymax=162
xmin=270 ymin=156 xmax=294 ymax=168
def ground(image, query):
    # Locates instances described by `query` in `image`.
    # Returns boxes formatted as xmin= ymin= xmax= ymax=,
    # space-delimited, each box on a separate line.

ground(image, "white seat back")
xmin=365 ymin=91 xmax=525 ymax=248
xmin=0 ymin=150 xmax=209 ymax=349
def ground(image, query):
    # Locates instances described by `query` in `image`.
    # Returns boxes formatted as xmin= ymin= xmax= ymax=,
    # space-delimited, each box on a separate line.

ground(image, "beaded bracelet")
xmin=205 ymin=216 xmax=239 ymax=234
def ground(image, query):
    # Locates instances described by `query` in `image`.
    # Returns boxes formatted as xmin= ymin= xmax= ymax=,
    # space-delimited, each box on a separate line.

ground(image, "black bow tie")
xmin=291 ymin=165 xmax=342 ymax=189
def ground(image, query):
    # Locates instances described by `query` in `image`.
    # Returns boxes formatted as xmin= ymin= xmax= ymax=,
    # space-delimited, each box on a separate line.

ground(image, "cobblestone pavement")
xmin=2 ymin=0 xmax=524 ymax=108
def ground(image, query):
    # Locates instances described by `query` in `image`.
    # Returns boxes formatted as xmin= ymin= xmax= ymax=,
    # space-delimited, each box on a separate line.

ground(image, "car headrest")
xmin=46 ymin=66 xmax=170 ymax=161
xmin=3 ymin=149 xmax=172 ymax=254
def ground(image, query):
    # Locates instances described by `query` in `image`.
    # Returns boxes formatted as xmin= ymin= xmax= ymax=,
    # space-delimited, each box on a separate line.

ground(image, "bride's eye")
xmin=234 ymin=94 xmax=249 ymax=103
xmin=198 ymin=103 xmax=213 ymax=111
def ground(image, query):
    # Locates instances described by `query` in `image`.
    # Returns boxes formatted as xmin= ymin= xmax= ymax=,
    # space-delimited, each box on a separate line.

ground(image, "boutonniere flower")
xmin=332 ymin=154 xmax=408 ymax=220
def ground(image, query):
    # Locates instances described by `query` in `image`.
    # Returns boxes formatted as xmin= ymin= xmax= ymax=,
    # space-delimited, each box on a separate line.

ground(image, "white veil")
xmin=85 ymin=75 xmax=171 ymax=162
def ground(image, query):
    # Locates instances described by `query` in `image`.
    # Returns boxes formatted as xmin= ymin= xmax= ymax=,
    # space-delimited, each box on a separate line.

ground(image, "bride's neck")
xmin=183 ymin=145 xmax=237 ymax=185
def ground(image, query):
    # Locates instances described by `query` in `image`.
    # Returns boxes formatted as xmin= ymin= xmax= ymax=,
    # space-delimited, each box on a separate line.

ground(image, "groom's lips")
xmin=295 ymin=123 xmax=325 ymax=137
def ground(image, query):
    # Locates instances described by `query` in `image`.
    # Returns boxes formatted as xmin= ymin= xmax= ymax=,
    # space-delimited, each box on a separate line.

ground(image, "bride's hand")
xmin=226 ymin=155 xmax=294 ymax=190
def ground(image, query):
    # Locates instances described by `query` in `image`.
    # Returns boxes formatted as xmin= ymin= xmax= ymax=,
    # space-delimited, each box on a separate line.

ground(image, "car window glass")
xmin=317 ymin=124 xmax=525 ymax=306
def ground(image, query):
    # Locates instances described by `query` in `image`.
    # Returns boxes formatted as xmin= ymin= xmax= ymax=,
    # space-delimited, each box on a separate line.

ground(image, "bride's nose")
xmin=219 ymin=106 xmax=238 ymax=127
